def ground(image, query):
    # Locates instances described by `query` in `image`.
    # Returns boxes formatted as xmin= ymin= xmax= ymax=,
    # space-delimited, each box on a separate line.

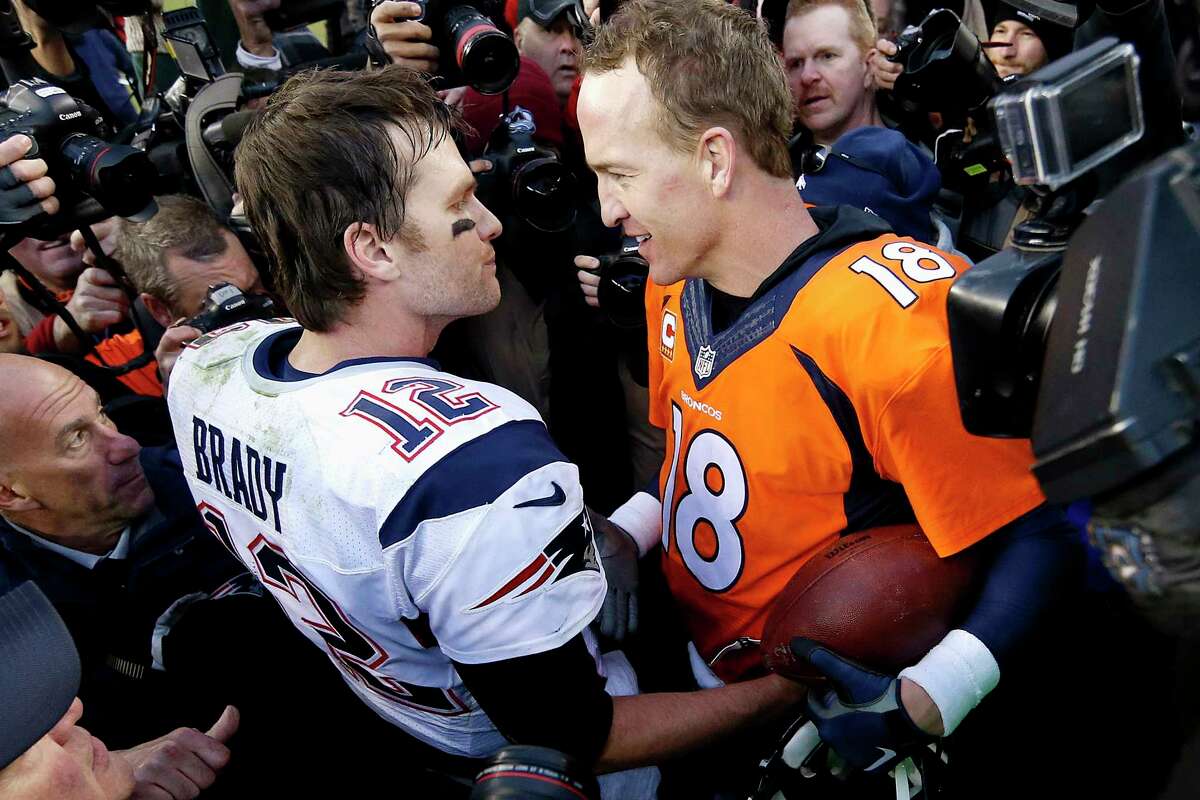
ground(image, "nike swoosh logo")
xmin=514 ymin=481 xmax=566 ymax=509
xmin=865 ymin=747 xmax=896 ymax=772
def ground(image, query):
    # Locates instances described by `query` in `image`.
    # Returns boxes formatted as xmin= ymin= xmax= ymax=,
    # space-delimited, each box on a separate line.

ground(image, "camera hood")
xmin=893 ymin=9 xmax=1003 ymax=112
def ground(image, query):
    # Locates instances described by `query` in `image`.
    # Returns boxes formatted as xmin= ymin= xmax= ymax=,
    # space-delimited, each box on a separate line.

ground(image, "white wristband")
xmin=236 ymin=41 xmax=283 ymax=72
xmin=898 ymin=628 xmax=1000 ymax=736
xmin=607 ymin=491 xmax=662 ymax=557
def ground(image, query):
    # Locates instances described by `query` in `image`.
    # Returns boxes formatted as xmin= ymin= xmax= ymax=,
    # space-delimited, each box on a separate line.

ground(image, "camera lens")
xmin=444 ymin=5 xmax=520 ymax=95
xmin=471 ymin=745 xmax=599 ymax=800
xmin=512 ymin=158 xmax=577 ymax=232
xmin=59 ymin=133 xmax=159 ymax=220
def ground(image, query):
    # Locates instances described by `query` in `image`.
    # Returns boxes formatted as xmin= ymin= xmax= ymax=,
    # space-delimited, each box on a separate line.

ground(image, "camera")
xmin=596 ymin=235 xmax=649 ymax=329
xmin=947 ymin=37 xmax=1143 ymax=444
xmin=0 ymin=79 xmax=158 ymax=238
xmin=946 ymin=35 xmax=1200 ymax=628
xmin=471 ymin=745 xmax=599 ymax=799
xmin=369 ymin=0 xmax=520 ymax=95
xmin=185 ymin=283 xmax=278 ymax=334
xmin=887 ymin=9 xmax=1016 ymax=195
xmin=891 ymin=9 xmax=1004 ymax=113
xmin=478 ymin=106 xmax=577 ymax=233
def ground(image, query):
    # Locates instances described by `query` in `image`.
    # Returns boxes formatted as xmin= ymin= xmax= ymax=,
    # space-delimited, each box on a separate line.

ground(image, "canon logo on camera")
xmin=58 ymin=111 xmax=83 ymax=121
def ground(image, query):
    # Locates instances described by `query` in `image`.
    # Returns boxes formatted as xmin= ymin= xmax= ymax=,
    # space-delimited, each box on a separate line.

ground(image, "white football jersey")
xmin=167 ymin=320 xmax=607 ymax=757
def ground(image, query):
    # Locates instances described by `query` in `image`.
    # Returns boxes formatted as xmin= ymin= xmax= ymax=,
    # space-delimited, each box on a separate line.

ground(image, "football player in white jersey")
xmin=166 ymin=65 xmax=804 ymax=793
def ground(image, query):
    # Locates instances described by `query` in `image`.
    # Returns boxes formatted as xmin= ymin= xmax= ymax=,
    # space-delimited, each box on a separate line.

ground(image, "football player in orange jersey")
xmin=575 ymin=0 xmax=1083 ymax=781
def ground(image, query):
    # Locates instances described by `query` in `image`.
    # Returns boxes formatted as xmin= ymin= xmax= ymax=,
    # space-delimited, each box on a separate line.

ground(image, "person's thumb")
xmin=205 ymin=705 xmax=240 ymax=743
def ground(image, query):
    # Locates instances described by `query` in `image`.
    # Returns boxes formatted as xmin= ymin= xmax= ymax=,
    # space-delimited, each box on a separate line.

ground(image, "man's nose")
xmin=106 ymin=427 xmax=142 ymax=465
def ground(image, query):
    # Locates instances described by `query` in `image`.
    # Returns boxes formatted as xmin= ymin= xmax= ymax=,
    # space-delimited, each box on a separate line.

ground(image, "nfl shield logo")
xmin=695 ymin=345 xmax=716 ymax=379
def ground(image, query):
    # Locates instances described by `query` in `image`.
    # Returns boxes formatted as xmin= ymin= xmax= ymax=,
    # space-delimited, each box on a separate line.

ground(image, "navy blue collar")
xmin=680 ymin=206 xmax=890 ymax=391
xmin=252 ymin=327 xmax=441 ymax=383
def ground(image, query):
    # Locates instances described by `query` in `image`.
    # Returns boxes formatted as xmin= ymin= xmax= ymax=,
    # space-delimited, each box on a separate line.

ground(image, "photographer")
xmin=108 ymin=194 xmax=267 ymax=396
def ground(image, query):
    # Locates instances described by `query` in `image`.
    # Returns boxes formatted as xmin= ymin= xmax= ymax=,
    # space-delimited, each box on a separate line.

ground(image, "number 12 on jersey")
xmin=662 ymin=403 xmax=748 ymax=592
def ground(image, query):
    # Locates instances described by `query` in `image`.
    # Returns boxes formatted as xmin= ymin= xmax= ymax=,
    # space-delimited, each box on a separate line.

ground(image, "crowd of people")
xmin=0 ymin=0 xmax=1197 ymax=798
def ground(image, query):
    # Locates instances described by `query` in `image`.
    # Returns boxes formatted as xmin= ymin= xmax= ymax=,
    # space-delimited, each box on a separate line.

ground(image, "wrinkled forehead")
xmin=784 ymin=6 xmax=859 ymax=54
xmin=0 ymin=361 xmax=95 ymax=456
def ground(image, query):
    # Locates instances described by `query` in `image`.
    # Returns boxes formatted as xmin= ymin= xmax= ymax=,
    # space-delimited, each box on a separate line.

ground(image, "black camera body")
xmin=889 ymin=9 xmax=1012 ymax=194
xmin=186 ymin=283 xmax=278 ymax=334
xmin=0 ymin=79 xmax=158 ymax=237
xmin=478 ymin=106 xmax=577 ymax=234
xmin=263 ymin=0 xmax=345 ymax=30
xmin=596 ymin=235 xmax=649 ymax=329
xmin=890 ymin=9 xmax=1003 ymax=113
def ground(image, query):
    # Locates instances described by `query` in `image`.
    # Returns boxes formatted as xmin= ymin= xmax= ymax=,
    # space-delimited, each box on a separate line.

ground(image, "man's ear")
xmin=698 ymin=127 xmax=736 ymax=198
xmin=0 ymin=481 xmax=38 ymax=514
xmin=343 ymin=222 xmax=399 ymax=283
xmin=141 ymin=292 xmax=176 ymax=329
xmin=863 ymin=47 xmax=878 ymax=89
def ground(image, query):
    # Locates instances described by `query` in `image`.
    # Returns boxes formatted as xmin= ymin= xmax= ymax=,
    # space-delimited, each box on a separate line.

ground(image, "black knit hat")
xmin=992 ymin=0 xmax=1075 ymax=63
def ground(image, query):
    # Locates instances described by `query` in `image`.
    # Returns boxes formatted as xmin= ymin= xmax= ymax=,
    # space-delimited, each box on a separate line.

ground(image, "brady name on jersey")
xmin=168 ymin=319 xmax=607 ymax=758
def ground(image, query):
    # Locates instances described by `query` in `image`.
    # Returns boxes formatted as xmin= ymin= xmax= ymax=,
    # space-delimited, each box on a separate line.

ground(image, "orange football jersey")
xmin=645 ymin=215 xmax=1045 ymax=682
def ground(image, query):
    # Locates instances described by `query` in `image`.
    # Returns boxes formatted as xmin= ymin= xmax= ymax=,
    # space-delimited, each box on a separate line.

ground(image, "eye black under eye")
xmin=452 ymin=219 xmax=476 ymax=236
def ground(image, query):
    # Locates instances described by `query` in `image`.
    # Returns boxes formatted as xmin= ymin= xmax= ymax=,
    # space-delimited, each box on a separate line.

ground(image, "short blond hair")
xmin=584 ymin=0 xmax=793 ymax=179
xmin=786 ymin=0 xmax=877 ymax=55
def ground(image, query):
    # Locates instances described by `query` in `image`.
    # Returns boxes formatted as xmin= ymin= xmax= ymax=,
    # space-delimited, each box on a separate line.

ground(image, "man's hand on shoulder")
xmin=120 ymin=705 xmax=239 ymax=800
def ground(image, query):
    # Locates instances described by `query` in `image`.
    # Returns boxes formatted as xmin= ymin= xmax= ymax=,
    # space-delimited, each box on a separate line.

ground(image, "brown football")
xmin=761 ymin=524 xmax=979 ymax=683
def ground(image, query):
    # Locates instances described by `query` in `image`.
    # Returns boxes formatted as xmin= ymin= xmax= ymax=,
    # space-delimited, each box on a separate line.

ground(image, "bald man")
xmin=0 ymin=354 xmax=247 ymax=798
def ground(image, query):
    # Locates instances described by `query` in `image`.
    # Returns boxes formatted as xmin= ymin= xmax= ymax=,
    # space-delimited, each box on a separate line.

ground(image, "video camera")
xmin=946 ymin=37 xmax=1143 ymax=447
xmin=366 ymin=0 xmax=519 ymax=95
xmin=945 ymin=35 xmax=1200 ymax=627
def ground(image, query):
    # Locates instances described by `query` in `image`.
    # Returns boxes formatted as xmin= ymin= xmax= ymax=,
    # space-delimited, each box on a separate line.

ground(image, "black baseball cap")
xmin=0 ymin=582 xmax=81 ymax=770
xmin=517 ymin=0 xmax=585 ymax=28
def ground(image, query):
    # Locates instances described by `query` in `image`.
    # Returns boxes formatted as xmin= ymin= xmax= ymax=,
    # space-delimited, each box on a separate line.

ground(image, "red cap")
xmin=458 ymin=57 xmax=565 ymax=156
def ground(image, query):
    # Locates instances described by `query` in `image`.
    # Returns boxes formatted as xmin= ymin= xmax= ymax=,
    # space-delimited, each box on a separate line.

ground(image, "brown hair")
xmin=234 ymin=66 xmax=457 ymax=332
xmin=786 ymin=0 xmax=877 ymax=55
xmin=115 ymin=194 xmax=229 ymax=315
xmin=584 ymin=0 xmax=793 ymax=179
